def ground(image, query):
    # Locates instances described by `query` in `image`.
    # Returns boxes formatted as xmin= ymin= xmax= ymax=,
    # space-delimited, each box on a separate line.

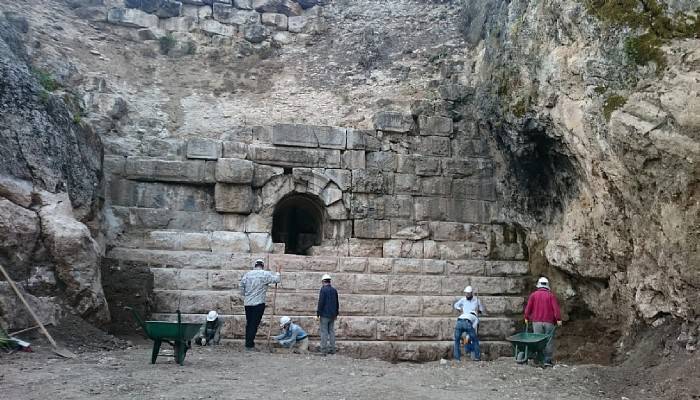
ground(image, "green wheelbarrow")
xmin=126 ymin=307 xmax=202 ymax=366
xmin=505 ymin=323 xmax=556 ymax=365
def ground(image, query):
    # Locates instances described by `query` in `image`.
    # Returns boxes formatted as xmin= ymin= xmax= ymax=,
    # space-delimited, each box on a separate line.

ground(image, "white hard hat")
xmin=253 ymin=259 xmax=264 ymax=268
xmin=279 ymin=316 xmax=291 ymax=327
xmin=537 ymin=277 xmax=550 ymax=288
xmin=321 ymin=274 xmax=332 ymax=281
xmin=206 ymin=310 xmax=218 ymax=321
xmin=463 ymin=286 xmax=473 ymax=293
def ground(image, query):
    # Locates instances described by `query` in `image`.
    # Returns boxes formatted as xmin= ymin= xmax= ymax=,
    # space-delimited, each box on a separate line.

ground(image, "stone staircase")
xmin=104 ymin=234 xmax=528 ymax=361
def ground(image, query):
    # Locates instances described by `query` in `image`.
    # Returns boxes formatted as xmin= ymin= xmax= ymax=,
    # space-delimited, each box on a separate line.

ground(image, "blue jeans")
xmin=453 ymin=319 xmax=481 ymax=361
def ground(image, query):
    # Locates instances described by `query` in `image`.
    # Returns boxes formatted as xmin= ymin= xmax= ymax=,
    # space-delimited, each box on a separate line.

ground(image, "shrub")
xmin=603 ymin=94 xmax=627 ymax=121
xmin=33 ymin=68 xmax=59 ymax=92
xmin=159 ymin=34 xmax=177 ymax=55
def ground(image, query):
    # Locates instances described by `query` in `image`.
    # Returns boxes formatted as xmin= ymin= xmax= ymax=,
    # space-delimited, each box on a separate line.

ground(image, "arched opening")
xmin=272 ymin=194 xmax=324 ymax=255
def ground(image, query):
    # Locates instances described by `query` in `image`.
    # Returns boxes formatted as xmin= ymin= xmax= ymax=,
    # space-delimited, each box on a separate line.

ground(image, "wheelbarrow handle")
xmin=125 ymin=306 xmax=149 ymax=335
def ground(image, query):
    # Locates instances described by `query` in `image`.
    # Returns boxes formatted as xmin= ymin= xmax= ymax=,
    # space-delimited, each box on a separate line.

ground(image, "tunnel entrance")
xmin=271 ymin=194 xmax=324 ymax=255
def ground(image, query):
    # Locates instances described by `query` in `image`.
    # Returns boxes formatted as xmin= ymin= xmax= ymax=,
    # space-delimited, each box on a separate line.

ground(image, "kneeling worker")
xmin=274 ymin=316 xmax=309 ymax=354
xmin=195 ymin=310 xmax=223 ymax=346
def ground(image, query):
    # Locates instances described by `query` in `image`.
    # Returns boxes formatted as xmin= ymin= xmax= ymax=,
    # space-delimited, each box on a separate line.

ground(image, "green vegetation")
xmin=594 ymin=86 xmax=607 ymax=94
xmin=159 ymin=33 xmax=177 ymax=55
xmin=38 ymin=90 xmax=50 ymax=105
xmin=32 ymin=68 xmax=60 ymax=92
xmin=184 ymin=41 xmax=197 ymax=55
xmin=512 ymin=98 xmax=528 ymax=118
xmin=585 ymin=0 xmax=700 ymax=73
xmin=602 ymin=94 xmax=627 ymax=121
xmin=73 ymin=114 xmax=82 ymax=124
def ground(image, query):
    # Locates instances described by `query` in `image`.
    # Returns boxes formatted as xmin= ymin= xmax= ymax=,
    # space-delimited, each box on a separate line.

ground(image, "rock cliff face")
xmin=456 ymin=0 xmax=698 ymax=340
xmin=0 ymin=13 xmax=109 ymax=328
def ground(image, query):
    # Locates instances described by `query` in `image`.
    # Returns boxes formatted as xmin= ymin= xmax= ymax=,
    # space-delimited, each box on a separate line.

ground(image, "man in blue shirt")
xmin=316 ymin=273 xmax=339 ymax=355
xmin=274 ymin=316 xmax=309 ymax=354
xmin=239 ymin=259 xmax=281 ymax=351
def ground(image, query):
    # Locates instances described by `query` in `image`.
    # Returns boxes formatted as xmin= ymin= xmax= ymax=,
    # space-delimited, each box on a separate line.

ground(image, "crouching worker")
xmin=195 ymin=311 xmax=223 ymax=346
xmin=274 ymin=316 xmax=309 ymax=354
xmin=454 ymin=310 xmax=481 ymax=363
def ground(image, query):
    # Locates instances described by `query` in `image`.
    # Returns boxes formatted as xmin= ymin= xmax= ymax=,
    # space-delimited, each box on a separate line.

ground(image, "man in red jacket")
xmin=524 ymin=277 xmax=562 ymax=366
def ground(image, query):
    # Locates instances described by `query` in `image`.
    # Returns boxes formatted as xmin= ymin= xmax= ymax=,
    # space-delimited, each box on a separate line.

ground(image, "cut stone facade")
xmin=103 ymin=117 xmax=527 ymax=360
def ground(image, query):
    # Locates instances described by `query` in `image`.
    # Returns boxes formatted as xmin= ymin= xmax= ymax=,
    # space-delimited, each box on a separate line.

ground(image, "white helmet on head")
xmin=253 ymin=259 xmax=265 ymax=269
xmin=463 ymin=286 xmax=473 ymax=293
xmin=279 ymin=316 xmax=291 ymax=327
xmin=321 ymin=274 xmax=332 ymax=281
xmin=537 ymin=277 xmax=550 ymax=288
xmin=207 ymin=310 xmax=218 ymax=322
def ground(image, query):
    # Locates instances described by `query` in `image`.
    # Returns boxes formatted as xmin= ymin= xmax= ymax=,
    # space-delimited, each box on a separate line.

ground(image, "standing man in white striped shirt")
xmin=240 ymin=259 xmax=281 ymax=351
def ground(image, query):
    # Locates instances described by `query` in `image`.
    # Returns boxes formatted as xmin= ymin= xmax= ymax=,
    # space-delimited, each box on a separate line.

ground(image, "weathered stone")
xmin=272 ymin=124 xmax=346 ymax=149
xmin=221 ymin=142 xmax=248 ymax=159
xmin=414 ymin=197 xmax=449 ymax=221
xmin=342 ymin=150 xmax=365 ymax=169
xmin=452 ymin=177 xmax=497 ymax=201
xmin=353 ymin=219 xmax=391 ymax=239
xmin=107 ymin=7 xmax=159 ymax=28
xmin=211 ymin=231 xmax=250 ymax=253
xmin=0 ymin=175 xmax=33 ymax=207
xmin=0 ymin=199 xmax=40 ymax=273
xmin=346 ymin=129 xmax=381 ymax=151
xmin=348 ymin=238 xmax=383 ymax=257
xmin=155 ymin=0 xmax=183 ymax=18
xmin=233 ymin=0 xmax=253 ymax=9
xmin=392 ymin=223 xmax=430 ymax=240
xmin=448 ymin=199 xmax=497 ymax=223
xmin=349 ymin=194 xmax=385 ymax=219
xmin=414 ymin=156 xmax=441 ymax=176
xmin=210 ymin=270 xmax=244 ymax=290
xmin=213 ymin=3 xmax=259 ymax=24
xmin=342 ymin=295 xmax=384 ymax=316
xmin=248 ymin=145 xmax=341 ymax=168
xmin=423 ymin=259 xmax=445 ymax=274
xmin=244 ymin=23 xmax=269 ymax=43
xmin=287 ymin=15 xmax=308 ymax=33
xmin=452 ymin=137 xmax=490 ymax=158
xmin=214 ymin=183 xmax=254 ymax=213
xmin=418 ymin=115 xmax=452 ymax=136
xmin=365 ymin=151 xmax=396 ymax=172
xmin=186 ymin=138 xmax=222 ymax=160
xmin=383 ymin=240 xmax=424 ymax=259
xmin=393 ymin=258 xmax=422 ymax=274
xmin=322 ymin=168 xmax=351 ymax=191
xmin=352 ymin=169 xmax=391 ymax=194
xmin=181 ymin=232 xmax=212 ymax=251
xmin=125 ymin=158 xmax=214 ymax=183
xmin=339 ymin=257 xmax=367 ymax=273
xmin=373 ymin=111 xmax=414 ymax=133
xmin=438 ymin=83 xmax=472 ymax=101
xmin=442 ymin=158 xmax=494 ymax=178
xmin=261 ymin=12 xmax=288 ymax=30
xmin=292 ymin=168 xmax=330 ymax=195
xmin=368 ymin=258 xmax=392 ymax=273
xmin=248 ymin=232 xmax=273 ymax=252
xmin=215 ymin=158 xmax=254 ymax=184
xmin=159 ymin=15 xmax=195 ymax=31
xmin=326 ymin=201 xmax=348 ymax=220
xmin=394 ymin=173 xmax=420 ymax=194
xmin=421 ymin=177 xmax=451 ymax=196
xmin=337 ymin=317 xmax=377 ymax=339
xmin=383 ymin=195 xmax=413 ymax=219
xmin=252 ymin=164 xmax=283 ymax=187
xmin=199 ymin=18 xmax=237 ymax=35
xmin=415 ymin=136 xmax=451 ymax=157
xmin=252 ymin=0 xmax=302 ymax=16
xmin=386 ymin=296 xmax=422 ymax=317
xmin=271 ymin=31 xmax=293 ymax=45
xmin=74 ymin=6 xmax=108 ymax=21
xmin=320 ymin=185 xmax=343 ymax=205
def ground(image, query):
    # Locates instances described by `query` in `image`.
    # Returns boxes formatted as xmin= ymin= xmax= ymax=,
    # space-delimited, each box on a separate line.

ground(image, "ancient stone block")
xmin=394 ymin=173 xmax=420 ymax=194
xmin=125 ymin=158 xmax=214 ymax=183
xmin=452 ymin=137 xmax=490 ymax=158
xmin=211 ymin=231 xmax=250 ymax=253
xmin=223 ymin=214 xmax=247 ymax=231
xmin=452 ymin=177 xmax=497 ymax=201
xmin=338 ymin=257 xmax=367 ymax=273
xmin=320 ymin=168 xmax=350 ymax=191
xmin=159 ymin=15 xmax=195 ymax=31
xmin=377 ymin=318 xmax=404 ymax=340
xmin=198 ymin=18 xmax=237 ymax=35
xmin=429 ymin=222 xmax=467 ymax=241
xmin=436 ymin=241 xmax=473 ymax=260
xmin=213 ymin=3 xmax=259 ymax=24
xmin=484 ymin=261 xmax=529 ymax=276
xmin=342 ymin=150 xmax=365 ymax=169
xmin=448 ymin=199 xmax=497 ymax=223
xmin=244 ymin=22 xmax=270 ymax=43
xmin=415 ymin=136 xmax=451 ymax=157
xmin=389 ymin=276 xmax=420 ymax=294
xmin=349 ymin=194 xmax=385 ymax=219
xmin=367 ymin=257 xmax=392 ymax=273
xmin=414 ymin=156 xmax=441 ymax=176
xmin=318 ymin=185 xmax=343 ymax=206
xmin=383 ymin=195 xmax=412 ymax=219
xmin=421 ymin=296 xmax=454 ymax=316
xmin=365 ymin=151 xmax=396 ymax=172
xmin=418 ymin=115 xmax=452 ymax=136
xmin=348 ymin=238 xmax=383 ymax=257
xmin=405 ymin=318 xmax=440 ymax=338
xmin=248 ymin=145 xmax=341 ymax=168
xmin=386 ymin=297 xmax=422 ymax=317
xmin=269 ymin=254 xmax=339 ymax=272
xmin=393 ymin=258 xmax=422 ymax=274
xmin=346 ymin=129 xmax=381 ymax=151
xmin=326 ymin=201 xmax=348 ymax=220
xmin=261 ymin=12 xmax=287 ymax=29
xmin=352 ymin=169 xmax=391 ymax=193
xmin=353 ymin=274 xmax=388 ymax=294
xmin=373 ymin=111 xmax=414 ymax=133
xmin=287 ymin=15 xmax=307 ymax=32
xmin=442 ymin=158 xmax=494 ymax=178
xmin=215 ymin=158 xmax=254 ymax=183
xmin=107 ymin=8 xmax=159 ymax=28
xmin=155 ymin=0 xmax=183 ymax=18
xmin=383 ymin=240 xmax=424 ymax=259
xmin=391 ymin=222 xmax=430 ymax=240
xmin=214 ymin=183 xmax=254 ymax=213
xmin=233 ymin=0 xmax=253 ymax=9
xmin=209 ymin=270 xmax=244 ymax=290
xmin=253 ymin=0 xmax=302 ymax=16
xmin=438 ymin=83 xmax=472 ymax=101
xmin=421 ymin=177 xmax=452 ymax=196
xmin=180 ymin=232 xmax=212 ymax=251
xmin=414 ymin=197 xmax=449 ymax=221
xmin=342 ymin=295 xmax=384 ymax=316
xmin=337 ymin=317 xmax=377 ymax=339
xmin=353 ymin=219 xmax=391 ymax=239
xmin=248 ymin=232 xmax=273 ymax=252
xmin=251 ymin=164 xmax=283 ymax=188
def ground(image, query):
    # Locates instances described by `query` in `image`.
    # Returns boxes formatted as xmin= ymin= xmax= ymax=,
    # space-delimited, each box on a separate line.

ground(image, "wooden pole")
xmin=265 ymin=259 xmax=281 ymax=351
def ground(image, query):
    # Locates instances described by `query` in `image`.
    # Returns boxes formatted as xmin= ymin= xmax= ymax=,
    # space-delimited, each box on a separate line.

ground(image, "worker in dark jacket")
xmin=524 ymin=277 xmax=562 ymax=366
xmin=316 ymin=273 xmax=339 ymax=355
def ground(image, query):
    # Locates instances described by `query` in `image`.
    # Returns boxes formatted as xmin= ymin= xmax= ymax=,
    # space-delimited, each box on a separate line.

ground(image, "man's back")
xmin=317 ymin=285 xmax=339 ymax=318
xmin=240 ymin=269 xmax=280 ymax=306
xmin=525 ymin=288 xmax=561 ymax=324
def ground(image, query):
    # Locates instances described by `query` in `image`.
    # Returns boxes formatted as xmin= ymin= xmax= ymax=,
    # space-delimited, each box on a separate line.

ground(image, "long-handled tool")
xmin=265 ymin=259 xmax=282 ymax=352
xmin=0 ymin=263 xmax=76 ymax=358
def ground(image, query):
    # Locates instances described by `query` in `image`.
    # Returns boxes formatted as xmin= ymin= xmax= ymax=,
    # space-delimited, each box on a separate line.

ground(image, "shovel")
xmin=0 ymin=263 xmax=76 ymax=358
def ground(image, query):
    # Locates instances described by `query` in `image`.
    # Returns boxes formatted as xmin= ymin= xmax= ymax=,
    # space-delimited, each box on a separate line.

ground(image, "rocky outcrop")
xmin=0 ymin=12 xmax=108 ymax=328
xmin=456 ymin=0 xmax=699 ymax=334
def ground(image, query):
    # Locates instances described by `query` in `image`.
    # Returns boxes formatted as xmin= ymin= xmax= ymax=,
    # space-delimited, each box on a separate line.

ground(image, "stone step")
xmin=150 ymin=267 xmax=526 ymax=297
xmin=217 ymin=339 xmax=513 ymax=362
xmin=105 ymin=248 xmax=529 ymax=277
xmin=152 ymin=313 xmax=518 ymax=342
xmin=152 ymin=290 xmax=523 ymax=318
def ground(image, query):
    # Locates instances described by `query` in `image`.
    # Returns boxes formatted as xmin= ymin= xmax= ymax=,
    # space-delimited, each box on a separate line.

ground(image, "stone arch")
xmin=271 ymin=193 xmax=325 ymax=255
